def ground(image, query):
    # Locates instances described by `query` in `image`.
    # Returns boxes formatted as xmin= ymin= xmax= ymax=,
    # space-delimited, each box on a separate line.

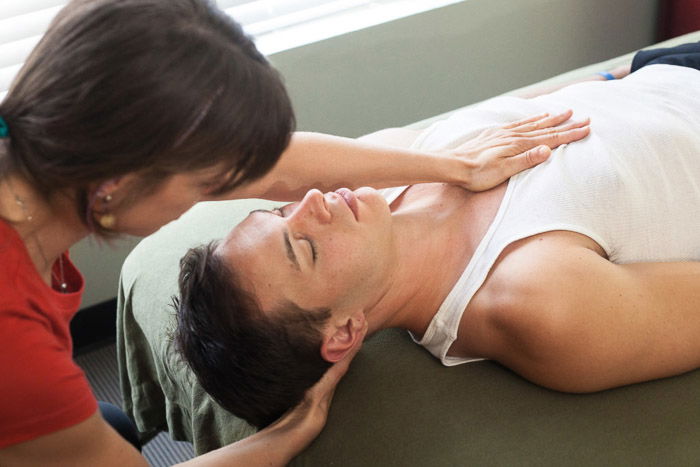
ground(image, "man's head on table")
xmin=175 ymin=187 xmax=399 ymax=428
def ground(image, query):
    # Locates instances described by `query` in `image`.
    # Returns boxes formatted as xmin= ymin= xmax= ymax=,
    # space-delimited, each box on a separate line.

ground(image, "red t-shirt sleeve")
xmin=0 ymin=309 xmax=98 ymax=448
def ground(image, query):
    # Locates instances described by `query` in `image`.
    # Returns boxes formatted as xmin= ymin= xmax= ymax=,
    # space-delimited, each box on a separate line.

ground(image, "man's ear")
xmin=320 ymin=311 xmax=366 ymax=363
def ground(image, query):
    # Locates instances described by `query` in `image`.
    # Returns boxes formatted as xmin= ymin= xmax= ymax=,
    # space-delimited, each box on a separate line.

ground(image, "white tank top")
xmin=382 ymin=65 xmax=700 ymax=365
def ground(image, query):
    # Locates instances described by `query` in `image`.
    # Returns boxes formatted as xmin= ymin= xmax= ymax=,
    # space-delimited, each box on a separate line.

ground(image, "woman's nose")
xmin=291 ymin=189 xmax=331 ymax=225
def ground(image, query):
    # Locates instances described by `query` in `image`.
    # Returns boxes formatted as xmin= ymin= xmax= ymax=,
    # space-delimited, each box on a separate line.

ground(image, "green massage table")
xmin=117 ymin=31 xmax=700 ymax=466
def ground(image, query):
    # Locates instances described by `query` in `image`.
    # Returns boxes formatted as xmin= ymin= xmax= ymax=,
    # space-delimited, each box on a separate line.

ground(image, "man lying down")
xmin=175 ymin=60 xmax=700 ymax=429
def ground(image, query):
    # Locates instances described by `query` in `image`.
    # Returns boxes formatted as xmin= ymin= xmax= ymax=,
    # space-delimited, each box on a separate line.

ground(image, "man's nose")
xmin=291 ymin=189 xmax=331 ymax=225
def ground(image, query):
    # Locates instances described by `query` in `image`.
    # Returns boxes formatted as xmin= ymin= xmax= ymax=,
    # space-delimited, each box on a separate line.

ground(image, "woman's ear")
xmin=91 ymin=174 xmax=139 ymax=211
xmin=95 ymin=178 xmax=120 ymax=198
xmin=320 ymin=311 xmax=366 ymax=363
xmin=93 ymin=175 xmax=134 ymax=200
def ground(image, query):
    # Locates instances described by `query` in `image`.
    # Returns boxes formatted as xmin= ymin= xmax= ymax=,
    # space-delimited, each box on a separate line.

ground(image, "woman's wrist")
xmin=261 ymin=399 xmax=327 ymax=460
xmin=432 ymin=150 xmax=477 ymax=187
xmin=179 ymin=402 xmax=325 ymax=467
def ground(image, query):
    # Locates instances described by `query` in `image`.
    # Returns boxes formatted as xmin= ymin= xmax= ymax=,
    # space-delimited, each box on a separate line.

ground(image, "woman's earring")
xmin=98 ymin=194 xmax=116 ymax=229
xmin=98 ymin=214 xmax=116 ymax=229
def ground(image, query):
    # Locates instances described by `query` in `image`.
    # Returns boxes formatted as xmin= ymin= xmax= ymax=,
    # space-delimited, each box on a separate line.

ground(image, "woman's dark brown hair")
xmin=0 ymin=0 xmax=294 ymax=230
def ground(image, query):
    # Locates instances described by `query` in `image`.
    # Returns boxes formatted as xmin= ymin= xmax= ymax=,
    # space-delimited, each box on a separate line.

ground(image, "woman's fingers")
xmin=517 ymin=118 xmax=590 ymax=137
xmin=504 ymin=109 xmax=574 ymax=131
xmin=500 ymin=125 xmax=590 ymax=178
xmin=274 ymin=321 xmax=367 ymax=442
xmin=501 ymin=112 xmax=550 ymax=129
xmin=527 ymin=124 xmax=591 ymax=149
xmin=506 ymin=145 xmax=553 ymax=174
xmin=456 ymin=109 xmax=589 ymax=191
xmin=514 ymin=111 xmax=573 ymax=131
xmin=306 ymin=321 xmax=368 ymax=404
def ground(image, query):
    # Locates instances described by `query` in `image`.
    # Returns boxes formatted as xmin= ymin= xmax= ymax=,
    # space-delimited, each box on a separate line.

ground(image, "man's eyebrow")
xmin=249 ymin=208 xmax=273 ymax=216
xmin=283 ymin=231 xmax=300 ymax=271
xmin=248 ymin=209 xmax=300 ymax=271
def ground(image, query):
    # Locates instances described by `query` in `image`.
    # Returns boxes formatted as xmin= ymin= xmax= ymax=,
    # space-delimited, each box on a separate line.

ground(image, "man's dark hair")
xmin=174 ymin=241 xmax=332 ymax=429
xmin=0 ymin=0 xmax=294 ymax=234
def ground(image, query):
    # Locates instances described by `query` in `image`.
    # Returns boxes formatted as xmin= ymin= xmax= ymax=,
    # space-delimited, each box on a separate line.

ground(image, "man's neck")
xmin=365 ymin=182 xmax=507 ymax=337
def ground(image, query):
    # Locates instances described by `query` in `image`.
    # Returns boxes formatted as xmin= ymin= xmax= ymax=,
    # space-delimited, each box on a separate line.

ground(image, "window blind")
xmin=0 ymin=1 xmax=66 ymax=95
xmin=221 ymin=1 xmax=380 ymax=36
xmin=0 ymin=0 xmax=389 ymax=96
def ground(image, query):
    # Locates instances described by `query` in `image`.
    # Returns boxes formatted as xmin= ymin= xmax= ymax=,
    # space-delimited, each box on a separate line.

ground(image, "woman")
xmin=0 ymin=0 xmax=589 ymax=465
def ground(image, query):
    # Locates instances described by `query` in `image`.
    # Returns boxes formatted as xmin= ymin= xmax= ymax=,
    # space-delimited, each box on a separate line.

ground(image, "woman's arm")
xmin=0 ymin=412 xmax=148 ymax=467
xmin=0 ymin=326 xmax=366 ymax=467
xmin=230 ymin=111 xmax=590 ymax=201
xmin=179 ymin=322 xmax=367 ymax=466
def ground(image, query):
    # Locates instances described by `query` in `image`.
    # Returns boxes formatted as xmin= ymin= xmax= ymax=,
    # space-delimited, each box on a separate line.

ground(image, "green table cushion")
xmin=117 ymin=30 xmax=700 ymax=466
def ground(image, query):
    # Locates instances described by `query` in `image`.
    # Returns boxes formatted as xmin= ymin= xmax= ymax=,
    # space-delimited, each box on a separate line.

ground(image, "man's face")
xmin=217 ymin=187 xmax=396 ymax=315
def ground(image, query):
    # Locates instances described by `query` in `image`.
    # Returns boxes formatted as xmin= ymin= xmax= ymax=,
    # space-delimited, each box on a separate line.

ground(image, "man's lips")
xmin=335 ymin=188 xmax=359 ymax=220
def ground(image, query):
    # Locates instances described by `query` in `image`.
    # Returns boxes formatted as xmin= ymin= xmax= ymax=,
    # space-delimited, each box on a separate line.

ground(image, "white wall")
xmin=71 ymin=0 xmax=659 ymax=308
xmin=273 ymin=0 xmax=658 ymax=136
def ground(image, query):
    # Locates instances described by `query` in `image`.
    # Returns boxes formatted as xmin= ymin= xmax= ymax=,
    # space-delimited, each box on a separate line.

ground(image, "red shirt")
xmin=0 ymin=220 xmax=97 ymax=448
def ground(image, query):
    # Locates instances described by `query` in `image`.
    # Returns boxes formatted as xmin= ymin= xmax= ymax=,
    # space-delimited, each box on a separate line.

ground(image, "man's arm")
xmin=467 ymin=232 xmax=700 ymax=393
xmin=228 ymin=110 xmax=590 ymax=201
xmin=516 ymin=64 xmax=632 ymax=98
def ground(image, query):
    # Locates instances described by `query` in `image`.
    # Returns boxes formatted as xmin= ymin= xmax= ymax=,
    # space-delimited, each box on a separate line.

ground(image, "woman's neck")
xmin=365 ymin=182 xmax=507 ymax=336
xmin=0 ymin=176 xmax=89 ymax=284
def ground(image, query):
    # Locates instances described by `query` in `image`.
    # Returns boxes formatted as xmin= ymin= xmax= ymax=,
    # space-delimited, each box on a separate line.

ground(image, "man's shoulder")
xmin=456 ymin=230 xmax=606 ymax=358
xmin=471 ymin=230 xmax=606 ymax=315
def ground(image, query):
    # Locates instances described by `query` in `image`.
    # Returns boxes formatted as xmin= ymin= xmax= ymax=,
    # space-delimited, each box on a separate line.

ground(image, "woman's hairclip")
xmin=0 ymin=117 xmax=9 ymax=138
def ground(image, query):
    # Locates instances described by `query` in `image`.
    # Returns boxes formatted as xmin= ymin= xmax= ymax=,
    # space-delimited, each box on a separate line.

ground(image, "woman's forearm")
xmin=233 ymin=131 xmax=468 ymax=201
xmin=229 ymin=111 xmax=590 ymax=201
xmin=176 ymin=422 xmax=306 ymax=467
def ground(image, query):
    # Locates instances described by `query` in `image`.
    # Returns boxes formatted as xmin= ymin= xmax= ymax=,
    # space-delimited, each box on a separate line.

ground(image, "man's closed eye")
xmin=274 ymin=207 xmax=317 ymax=264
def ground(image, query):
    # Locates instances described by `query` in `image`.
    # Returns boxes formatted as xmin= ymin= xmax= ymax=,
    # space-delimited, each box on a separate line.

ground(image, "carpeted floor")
xmin=75 ymin=343 xmax=194 ymax=466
